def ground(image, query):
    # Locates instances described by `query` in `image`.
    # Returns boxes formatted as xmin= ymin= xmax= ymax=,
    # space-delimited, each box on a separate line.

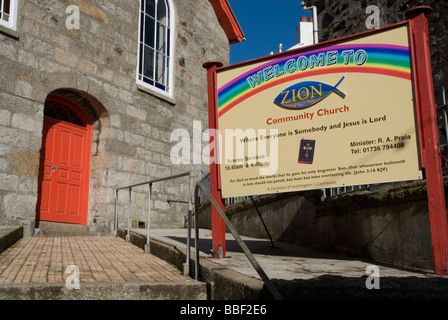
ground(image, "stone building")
xmin=0 ymin=0 xmax=244 ymax=236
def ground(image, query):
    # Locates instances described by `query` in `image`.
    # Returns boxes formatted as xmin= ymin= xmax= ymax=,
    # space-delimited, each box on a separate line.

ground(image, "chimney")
xmin=296 ymin=16 xmax=314 ymax=47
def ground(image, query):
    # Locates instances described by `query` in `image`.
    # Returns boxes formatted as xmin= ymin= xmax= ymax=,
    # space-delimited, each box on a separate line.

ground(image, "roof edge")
xmin=209 ymin=0 xmax=245 ymax=44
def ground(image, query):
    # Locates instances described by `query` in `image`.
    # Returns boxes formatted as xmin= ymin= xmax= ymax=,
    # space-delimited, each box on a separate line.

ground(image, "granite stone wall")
xmin=0 ymin=0 xmax=230 ymax=235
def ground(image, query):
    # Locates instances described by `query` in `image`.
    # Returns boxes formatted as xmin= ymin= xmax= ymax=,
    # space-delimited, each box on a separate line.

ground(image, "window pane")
xmin=155 ymin=82 xmax=166 ymax=90
xmin=138 ymin=43 xmax=144 ymax=76
xmin=156 ymin=21 xmax=166 ymax=52
xmin=164 ymin=0 xmax=170 ymax=25
xmin=0 ymin=0 xmax=10 ymax=14
xmin=0 ymin=0 xmax=11 ymax=22
xmin=144 ymin=15 xmax=155 ymax=47
xmin=156 ymin=52 xmax=166 ymax=84
xmin=145 ymin=0 xmax=155 ymax=18
xmin=157 ymin=0 xmax=167 ymax=23
xmin=143 ymin=76 xmax=154 ymax=86
xmin=166 ymin=28 xmax=170 ymax=57
xmin=140 ymin=12 xmax=144 ymax=42
xmin=44 ymin=102 xmax=85 ymax=127
xmin=44 ymin=106 xmax=57 ymax=119
xmin=143 ymin=46 xmax=154 ymax=79
xmin=72 ymin=117 xmax=84 ymax=127
xmin=4 ymin=0 xmax=11 ymax=14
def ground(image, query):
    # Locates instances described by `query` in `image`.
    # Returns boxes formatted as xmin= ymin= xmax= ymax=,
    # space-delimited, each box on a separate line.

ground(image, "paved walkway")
xmin=144 ymin=228 xmax=436 ymax=281
xmin=143 ymin=229 xmax=448 ymax=300
xmin=3 ymin=228 xmax=436 ymax=287
xmin=0 ymin=236 xmax=189 ymax=285
xmin=2 ymin=228 xmax=448 ymax=300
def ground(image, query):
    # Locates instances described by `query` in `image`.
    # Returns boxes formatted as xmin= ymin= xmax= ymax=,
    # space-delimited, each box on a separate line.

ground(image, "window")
xmin=44 ymin=100 xmax=86 ymax=127
xmin=0 ymin=0 xmax=18 ymax=31
xmin=137 ymin=0 xmax=174 ymax=98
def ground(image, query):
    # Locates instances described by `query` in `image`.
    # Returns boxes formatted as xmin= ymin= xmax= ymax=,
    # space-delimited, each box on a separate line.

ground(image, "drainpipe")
xmin=300 ymin=1 xmax=318 ymax=44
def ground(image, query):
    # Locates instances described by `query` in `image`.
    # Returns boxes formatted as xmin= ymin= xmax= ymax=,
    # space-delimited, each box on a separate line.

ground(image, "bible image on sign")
xmin=298 ymin=139 xmax=316 ymax=164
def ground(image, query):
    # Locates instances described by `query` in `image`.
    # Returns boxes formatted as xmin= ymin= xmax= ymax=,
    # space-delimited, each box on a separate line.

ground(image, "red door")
xmin=37 ymin=96 xmax=91 ymax=225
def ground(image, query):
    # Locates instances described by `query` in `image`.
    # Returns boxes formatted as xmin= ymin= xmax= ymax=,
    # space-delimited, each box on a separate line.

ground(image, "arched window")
xmin=43 ymin=96 xmax=89 ymax=128
xmin=137 ymin=0 xmax=174 ymax=98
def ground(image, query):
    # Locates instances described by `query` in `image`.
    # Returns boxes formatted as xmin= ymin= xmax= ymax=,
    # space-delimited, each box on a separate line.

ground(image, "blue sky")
xmin=228 ymin=0 xmax=312 ymax=64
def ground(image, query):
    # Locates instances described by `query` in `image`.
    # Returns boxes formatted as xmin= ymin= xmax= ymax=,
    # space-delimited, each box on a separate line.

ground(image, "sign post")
xmin=203 ymin=61 xmax=227 ymax=259
xmin=407 ymin=6 xmax=448 ymax=275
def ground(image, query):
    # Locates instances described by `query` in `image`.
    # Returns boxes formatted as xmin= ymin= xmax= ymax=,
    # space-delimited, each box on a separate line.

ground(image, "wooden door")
xmin=37 ymin=97 xmax=91 ymax=225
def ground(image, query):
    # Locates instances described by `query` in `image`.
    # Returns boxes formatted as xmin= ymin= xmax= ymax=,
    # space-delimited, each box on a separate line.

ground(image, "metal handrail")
xmin=192 ymin=182 xmax=284 ymax=300
xmin=114 ymin=174 xmax=283 ymax=299
xmin=115 ymin=172 xmax=193 ymax=191
xmin=114 ymin=171 xmax=193 ymax=264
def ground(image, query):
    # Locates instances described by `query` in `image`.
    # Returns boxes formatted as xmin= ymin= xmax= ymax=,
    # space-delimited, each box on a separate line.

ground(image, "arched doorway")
xmin=37 ymin=94 xmax=92 ymax=225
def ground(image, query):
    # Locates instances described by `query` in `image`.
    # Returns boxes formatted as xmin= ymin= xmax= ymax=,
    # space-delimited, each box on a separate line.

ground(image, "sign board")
xmin=216 ymin=24 xmax=422 ymax=198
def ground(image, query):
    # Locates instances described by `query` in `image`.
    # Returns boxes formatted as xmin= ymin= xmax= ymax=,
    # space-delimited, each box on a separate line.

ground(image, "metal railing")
xmin=192 ymin=181 xmax=284 ymax=300
xmin=114 ymin=171 xmax=194 ymax=257
xmin=114 ymin=172 xmax=283 ymax=299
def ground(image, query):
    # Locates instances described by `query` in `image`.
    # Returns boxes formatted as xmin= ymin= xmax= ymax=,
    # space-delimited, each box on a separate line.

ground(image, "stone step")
xmin=0 ymin=281 xmax=207 ymax=300
xmin=35 ymin=221 xmax=98 ymax=237
xmin=0 ymin=225 xmax=23 ymax=254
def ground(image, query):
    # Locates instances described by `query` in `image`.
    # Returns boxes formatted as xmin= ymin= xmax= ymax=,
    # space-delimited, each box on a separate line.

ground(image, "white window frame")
xmin=137 ymin=0 xmax=175 ymax=100
xmin=0 ymin=0 xmax=19 ymax=31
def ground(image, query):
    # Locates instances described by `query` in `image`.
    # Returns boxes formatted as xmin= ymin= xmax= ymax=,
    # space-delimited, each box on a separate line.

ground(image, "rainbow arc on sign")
xmin=218 ymin=44 xmax=411 ymax=117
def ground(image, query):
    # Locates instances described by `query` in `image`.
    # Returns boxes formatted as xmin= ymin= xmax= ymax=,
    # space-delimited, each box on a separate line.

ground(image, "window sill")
xmin=0 ymin=25 xmax=19 ymax=40
xmin=137 ymin=84 xmax=176 ymax=106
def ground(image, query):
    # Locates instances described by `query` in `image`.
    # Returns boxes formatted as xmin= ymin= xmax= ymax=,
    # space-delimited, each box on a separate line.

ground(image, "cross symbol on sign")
xmin=303 ymin=143 xmax=313 ymax=158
